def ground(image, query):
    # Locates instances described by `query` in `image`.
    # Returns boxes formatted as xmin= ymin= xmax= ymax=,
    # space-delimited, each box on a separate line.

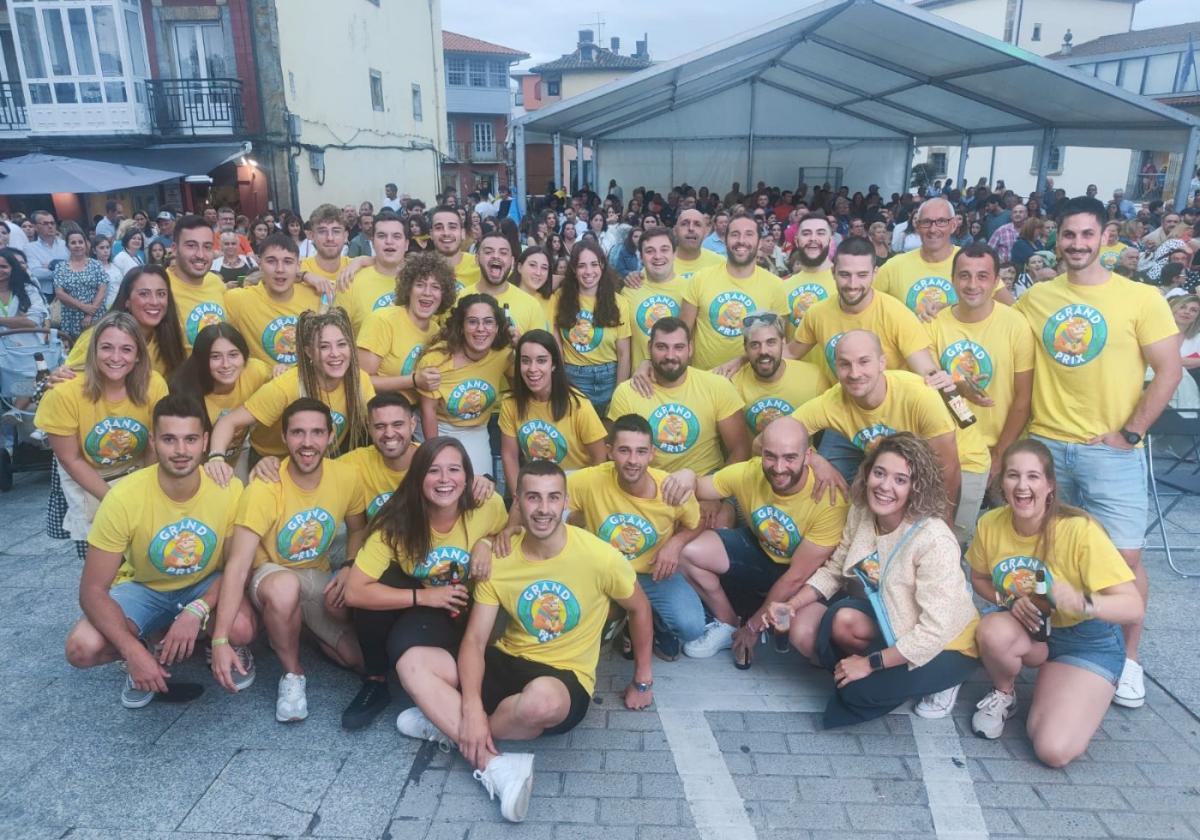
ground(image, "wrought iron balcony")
xmin=0 ymin=81 xmax=28 ymax=132
xmin=446 ymin=141 xmax=502 ymax=163
xmin=146 ymin=78 xmax=244 ymax=136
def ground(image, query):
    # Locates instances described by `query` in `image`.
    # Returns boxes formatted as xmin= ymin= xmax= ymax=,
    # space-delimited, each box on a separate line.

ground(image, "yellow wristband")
xmin=211 ymin=637 xmax=230 ymax=646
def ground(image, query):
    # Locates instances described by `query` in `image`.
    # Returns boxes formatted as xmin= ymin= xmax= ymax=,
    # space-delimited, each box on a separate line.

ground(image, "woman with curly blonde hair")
xmin=764 ymin=432 xmax=980 ymax=728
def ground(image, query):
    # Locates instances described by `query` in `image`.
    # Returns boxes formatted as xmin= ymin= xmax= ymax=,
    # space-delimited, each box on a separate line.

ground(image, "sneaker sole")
xmin=120 ymin=693 xmax=154 ymax=710
xmin=972 ymin=723 xmax=1005 ymax=739
xmin=276 ymin=710 xmax=308 ymax=723
xmin=1111 ymin=693 xmax=1145 ymax=709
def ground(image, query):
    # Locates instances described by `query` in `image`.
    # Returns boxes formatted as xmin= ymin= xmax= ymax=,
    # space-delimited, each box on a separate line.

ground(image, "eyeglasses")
xmin=465 ymin=317 xmax=498 ymax=329
xmin=916 ymin=218 xmax=953 ymax=229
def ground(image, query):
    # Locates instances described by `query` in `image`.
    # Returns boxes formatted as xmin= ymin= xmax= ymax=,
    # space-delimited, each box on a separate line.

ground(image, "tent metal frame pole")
xmin=592 ymin=140 xmax=599 ymax=195
xmin=514 ymin=123 xmax=527 ymax=215
xmin=747 ymin=80 xmax=756 ymax=188
xmin=956 ymin=135 xmax=969 ymax=189
xmin=1174 ymin=127 xmax=1200 ymax=212
xmin=576 ymin=136 xmax=585 ymax=191
xmin=552 ymin=132 xmax=562 ymax=192
xmin=1035 ymin=127 xmax=1054 ymax=194
xmin=902 ymin=136 xmax=915 ymax=193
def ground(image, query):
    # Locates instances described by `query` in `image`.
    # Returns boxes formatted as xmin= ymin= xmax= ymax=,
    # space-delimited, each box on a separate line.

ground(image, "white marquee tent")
xmin=511 ymin=0 xmax=1200 ymax=210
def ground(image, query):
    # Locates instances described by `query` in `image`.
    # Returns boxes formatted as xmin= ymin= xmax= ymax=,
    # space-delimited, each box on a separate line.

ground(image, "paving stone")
xmin=606 ymin=710 xmax=663 ymax=731
xmin=562 ymin=772 xmax=638 ymax=798
xmin=1012 ymin=808 xmax=1111 ymax=837
xmin=638 ymin=773 xmax=686 ymax=799
xmin=703 ymin=711 xmax=746 ymax=731
xmin=753 ymin=753 xmax=833 ymax=777
xmin=1033 ymin=782 xmax=1129 ymax=810
xmin=391 ymin=769 xmax=448 ymax=819
xmin=973 ymin=782 xmax=1045 ymax=809
xmin=845 ymin=804 xmax=935 ymax=833
xmin=786 ymin=732 xmax=863 ymax=754
xmin=827 ymin=754 xmax=911 ymax=780
xmin=634 ymin=829 xmax=701 ymax=840
xmin=602 ymin=750 xmax=678 ymax=774
xmin=1099 ymin=811 xmax=1199 ymax=839
xmin=557 ymin=826 xmax=638 ymax=840
xmin=980 ymin=806 xmax=1022 ymax=835
xmin=742 ymin=711 xmax=820 ymax=732
xmin=761 ymin=800 xmax=848 ymax=829
xmin=568 ymin=728 xmax=641 ymax=751
xmin=714 ymin=730 xmax=791 ymax=754
xmin=980 ymin=758 xmax=1070 ymax=784
xmin=1124 ymin=786 xmax=1200 ymax=813
xmin=598 ymin=798 xmax=685 ymax=825
xmin=178 ymin=778 xmax=313 ymax=836
xmin=733 ymin=774 xmax=799 ymax=801
xmin=519 ymin=796 xmax=599 ymax=824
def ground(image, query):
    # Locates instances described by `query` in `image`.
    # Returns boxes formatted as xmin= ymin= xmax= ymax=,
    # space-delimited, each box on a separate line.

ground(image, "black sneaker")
xmin=341 ymin=679 xmax=391 ymax=731
xmin=652 ymin=614 xmax=681 ymax=662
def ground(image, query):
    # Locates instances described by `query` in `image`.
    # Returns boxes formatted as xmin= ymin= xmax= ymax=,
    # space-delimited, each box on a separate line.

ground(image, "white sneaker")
xmin=231 ymin=646 xmax=256 ymax=692
xmin=971 ymin=688 xmax=1018 ymax=739
xmin=396 ymin=707 xmax=454 ymax=751
xmin=475 ymin=753 xmax=535 ymax=823
xmin=1113 ymin=658 xmax=1145 ymax=709
xmin=682 ymin=620 xmax=737 ymax=658
xmin=913 ymin=683 xmax=962 ymax=719
xmin=276 ymin=673 xmax=308 ymax=722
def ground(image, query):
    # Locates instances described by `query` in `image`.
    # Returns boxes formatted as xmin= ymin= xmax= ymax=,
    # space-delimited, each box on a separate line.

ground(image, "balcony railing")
xmin=146 ymin=78 xmax=244 ymax=136
xmin=0 ymin=81 xmax=28 ymax=132
xmin=447 ymin=141 xmax=502 ymax=163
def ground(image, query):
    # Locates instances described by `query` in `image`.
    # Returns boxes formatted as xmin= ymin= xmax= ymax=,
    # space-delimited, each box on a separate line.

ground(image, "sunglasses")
xmin=742 ymin=311 xmax=782 ymax=329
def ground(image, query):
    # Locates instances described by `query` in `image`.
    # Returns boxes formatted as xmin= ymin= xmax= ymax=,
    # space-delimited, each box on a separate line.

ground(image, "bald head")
xmin=835 ymin=329 xmax=884 ymax=363
xmin=914 ymin=197 xmax=952 ymax=223
xmin=761 ymin=416 xmax=809 ymax=454
xmin=760 ymin=416 xmax=811 ymax=493
xmin=674 ymin=208 xmax=708 ymax=252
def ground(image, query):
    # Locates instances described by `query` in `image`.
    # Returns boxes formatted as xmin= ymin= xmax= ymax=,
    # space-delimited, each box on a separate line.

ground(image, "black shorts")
xmin=480 ymin=647 xmax=591 ymax=735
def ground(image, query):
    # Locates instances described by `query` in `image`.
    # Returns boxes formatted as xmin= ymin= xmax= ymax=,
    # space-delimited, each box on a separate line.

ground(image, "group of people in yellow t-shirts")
xmin=41 ymin=195 xmax=1178 ymax=824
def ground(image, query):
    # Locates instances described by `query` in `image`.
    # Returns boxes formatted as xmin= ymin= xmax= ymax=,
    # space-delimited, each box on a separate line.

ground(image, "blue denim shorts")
xmin=563 ymin=361 xmax=617 ymax=413
xmin=109 ymin=573 xmax=222 ymax=637
xmin=1031 ymin=435 xmax=1147 ymax=550
xmin=1047 ymin=618 xmax=1125 ymax=686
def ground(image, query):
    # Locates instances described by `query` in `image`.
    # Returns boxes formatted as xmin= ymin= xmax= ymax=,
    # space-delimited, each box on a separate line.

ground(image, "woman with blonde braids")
xmin=204 ymin=307 xmax=375 ymax=485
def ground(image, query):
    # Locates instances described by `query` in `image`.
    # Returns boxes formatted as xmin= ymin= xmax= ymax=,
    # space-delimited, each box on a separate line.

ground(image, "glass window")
xmin=15 ymin=8 xmax=46 ymax=79
xmin=1095 ymin=61 xmax=1119 ymax=85
xmin=547 ymin=79 xmax=560 ymax=96
xmin=93 ymin=6 xmax=123 ymax=77
xmin=1144 ymin=52 xmax=1180 ymax=94
xmin=125 ymin=9 xmax=148 ymax=77
xmin=29 ymin=83 xmax=53 ymax=105
xmin=1121 ymin=58 xmax=1145 ymax=94
xmin=411 ymin=83 xmax=422 ymax=121
xmin=80 ymin=81 xmax=102 ymax=103
xmin=469 ymin=58 xmax=486 ymax=87
xmin=446 ymin=57 xmax=465 ymax=86
xmin=68 ymin=8 xmax=97 ymax=76
xmin=490 ymin=60 xmax=507 ymax=88
xmin=104 ymin=81 xmax=127 ymax=103
xmin=369 ymin=69 xmax=383 ymax=111
xmin=43 ymin=8 xmax=73 ymax=76
xmin=54 ymin=81 xmax=77 ymax=103
xmin=473 ymin=121 xmax=494 ymax=152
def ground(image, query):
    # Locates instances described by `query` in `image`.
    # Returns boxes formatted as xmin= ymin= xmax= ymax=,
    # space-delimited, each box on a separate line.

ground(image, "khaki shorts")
xmin=249 ymin=563 xmax=351 ymax=649
xmin=954 ymin=469 xmax=990 ymax=544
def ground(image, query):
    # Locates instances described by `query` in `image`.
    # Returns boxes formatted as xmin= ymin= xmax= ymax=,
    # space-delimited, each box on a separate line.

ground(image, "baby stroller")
xmin=0 ymin=328 xmax=65 ymax=491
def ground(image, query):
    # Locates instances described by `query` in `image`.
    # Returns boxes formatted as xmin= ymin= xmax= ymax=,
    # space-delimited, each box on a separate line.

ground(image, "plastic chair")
xmin=1145 ymin=407 xmax=1200 ymax=578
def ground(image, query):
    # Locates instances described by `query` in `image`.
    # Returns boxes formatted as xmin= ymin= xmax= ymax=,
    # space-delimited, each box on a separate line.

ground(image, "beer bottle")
xmin=447 ymin=562 xmax=465 ymax=619
xmin=1029 ymin=569 xmax=1053 ymax=642
xmin=940 ymin=386 xmax=977 ymax=429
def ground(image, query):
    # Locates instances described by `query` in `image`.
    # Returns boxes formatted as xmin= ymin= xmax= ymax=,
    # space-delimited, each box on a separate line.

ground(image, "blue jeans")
xmin=564 ymin=361 xmax=617 ymax=416
xmin=638 ymin=571 xmax=706 ymax=642
xmin=1031 ymin=435 xmax=1147 ymax=550
xmin=109 ymin=573 xmax=222 ymax=636
xmin=1048 ymin=619 xmax=1125 ymax=686
xmin=816 ymin=429 xmax=864 ymax=485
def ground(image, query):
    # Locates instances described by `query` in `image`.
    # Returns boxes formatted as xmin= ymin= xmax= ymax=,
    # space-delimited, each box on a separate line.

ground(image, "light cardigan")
xmin=807 ymin=504 xmax=979 ymax=667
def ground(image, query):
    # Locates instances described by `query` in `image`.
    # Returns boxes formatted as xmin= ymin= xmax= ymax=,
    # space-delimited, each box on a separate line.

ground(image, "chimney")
xmin=634 ymin=34 xmax=649 ymax=59
xmin=579 ymin=29 xmax=595 ymax=62
xmin=1061 ymin=28 xmax=1073 ymax=55
xmin=610 ymin=36 xmax=620 ymax=54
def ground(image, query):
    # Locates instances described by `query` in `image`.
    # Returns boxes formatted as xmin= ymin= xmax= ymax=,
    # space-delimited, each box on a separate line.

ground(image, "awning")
xmin=0 ymin=153 xmax=184 ymax=195
xmin=73 ymin=142 xmax=246 ymax=177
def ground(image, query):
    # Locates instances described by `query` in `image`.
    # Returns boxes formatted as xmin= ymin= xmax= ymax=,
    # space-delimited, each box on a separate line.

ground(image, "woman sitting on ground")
xmin=765 ymin=432 xmax=980 ymax=728
xmin=967 ymin=440 xmax=1143 ymax=767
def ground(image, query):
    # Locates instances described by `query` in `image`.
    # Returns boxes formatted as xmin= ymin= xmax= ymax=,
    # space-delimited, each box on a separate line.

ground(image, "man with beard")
xmin=335 ymin=213 xmax=408 ymax=333
xmin=731 ymin=313 xmax=823 ymax=436
xmin=65 ymin=395 xmax=256 ymax=708
xmin=432 ymin=205 xmax=482 ymax=289
xmin=473 ymin=231 xmax=549 ymax=337
xmin=622 ymin=227 xmax=692 ymax=368
xmin=607 ymin=317 xmax=748 ymax=529
xmin=395 ymin=460 xmax=656 ymax=824
xmin=669 ymin=417 xmax=848 ymax=663
xmin=683 ymin=213 xmax=787 ymax=370
xmin=1014 ymin=196 xmax=1181 ymax=710
xmin=210 ymin=398 xmax=367 ymax=722
xmin=876 ymin=198 xmax=1013 ymax=325
xmin=784 ymin=215 xmax=838 ymax=346
xmin=566 ymin=414 xmax=705 ymax=659
xmin=168 ymin=215 xmax=228 ymax=350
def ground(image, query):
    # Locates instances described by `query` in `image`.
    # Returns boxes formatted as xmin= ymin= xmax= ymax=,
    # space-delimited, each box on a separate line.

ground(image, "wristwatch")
xmin=868 ymin=651 xmax=884 ymax=672
xmin=1120 ymin=428 xmax=1142 ymax=446
xmin=633 ymin=680 xmax=653 ymax=693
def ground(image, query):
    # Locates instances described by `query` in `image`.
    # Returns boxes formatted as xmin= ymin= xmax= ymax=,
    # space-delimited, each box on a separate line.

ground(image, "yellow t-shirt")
xmin=35 ymin=372 xmax=168 ymax=471
xmin=89 ymin=466 xmax=243 ymax=592
xmin=334 ymin=265 xmax=397 ymax=335
xmin=731 ymin=358 xmax=824 ymax=435
xmin=357 ymin=305 xmax=437 ymax=381
xmin=204 ymin=358 xmax=274 ymax=460
xmin=874 ymin=247 xmax=959 ymax=321
xmin=792 ymin=369 xmax=958 ymax=453
xmin=300 ymin=255 xmax=349 ymax=284
xmin=416 ymin=347 xmax=511 ymax=428
xmin=567 ymin=462 xmax=701 ymax=574
xmin=452 ymin=254 xmax=482 ymax=291
xmin=606 ymin=368 xmax=743 ymax=475
xmin=783 ymin=268 xmax=837 ymax=342
xmin=551 ymin=291 xmax=631 ymax=367
xmin=498 ymin=393 xmax=606 ymax=470
xmin=338 ymin=443 xmax=415 ymax=519
xmin=673 ymin=249 xmax=722 ymax=281
xmin=711 ymin=459 xmax=848 ymax=562
xmin=928 ymin=304 xmax=1036 ymax=457
xmin=477 ymin=526 xmax=636 ymax=694
xmin=683 ymin=263 xmax=787 ymax=370
xmin=478 ymin=283 xmax=551 ymax=336
xmin=1015 ymin=274 xmax=1178 ymax=443
xmin=243 ymin=367 xmax=376 ymax=457
xmin=353 ymin=493 xmax=507 ymax=581
xmin=168 ymin=268 xmax=227 ymax=349
xmin=66 ymin=327 xmax=167 ymax=376
xmin=622 ymin=274 xmax=692 ymax=368
xmin=225 ymin=282 xmax=323 ymax=366
xmin=235 ymin=457 xmax=365 ymax=571
xmin=796 ymin=291 xmax=932 ymax=388
xmin=1098 ymin=245 xmax=1125 ymax=272
xmin=967 ymin=506 xmax=1134 ymax=629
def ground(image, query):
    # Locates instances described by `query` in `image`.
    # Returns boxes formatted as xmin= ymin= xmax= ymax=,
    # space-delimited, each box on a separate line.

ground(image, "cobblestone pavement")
xmin=3 ymin=468 xmax=1200 ymax=840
